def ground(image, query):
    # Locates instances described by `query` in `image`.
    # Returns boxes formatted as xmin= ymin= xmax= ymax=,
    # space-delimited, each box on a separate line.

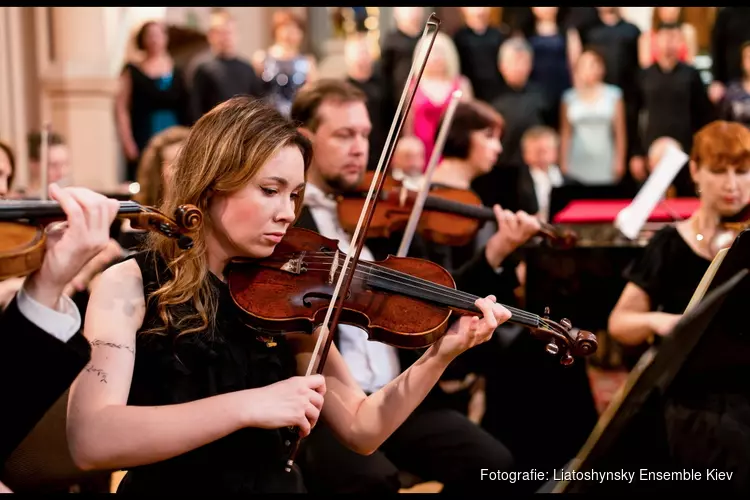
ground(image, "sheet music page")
xmin=615 ymin=144 xmax=689 ymax=240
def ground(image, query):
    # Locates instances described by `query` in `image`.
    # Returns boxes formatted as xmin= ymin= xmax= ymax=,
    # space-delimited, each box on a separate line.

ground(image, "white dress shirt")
xmin=15 ymin=282 xmax=81 ymax=343
xmin=529 ymin=164 xmax=564 ymax=223
xmin=303 ymin=183 xmax=402 ymax=394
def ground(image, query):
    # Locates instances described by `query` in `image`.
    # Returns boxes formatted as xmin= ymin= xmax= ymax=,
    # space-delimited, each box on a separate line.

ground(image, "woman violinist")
xmin=609 ymin=120 xmax=750 ymax=359
xmin=427 ymin=99 xmax=539 ymax=289
xmin=65 ymin=96 xmax=510 ymax=494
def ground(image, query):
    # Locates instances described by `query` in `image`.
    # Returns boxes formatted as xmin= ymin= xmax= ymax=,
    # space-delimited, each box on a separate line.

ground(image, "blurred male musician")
xmin=8 ymin=131 xmax=71 ymax=200
xmin=288 ymin=78 xmax=543 ymax=493
xmin=0 ymin=184 xmax=120 ymax=492
xmin=0 ymin=136 xmax=123 ymax=311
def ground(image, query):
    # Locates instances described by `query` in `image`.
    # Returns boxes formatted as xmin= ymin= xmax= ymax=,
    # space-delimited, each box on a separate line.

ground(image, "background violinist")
xmin=1 ymin=184 xmax=120 ymax=491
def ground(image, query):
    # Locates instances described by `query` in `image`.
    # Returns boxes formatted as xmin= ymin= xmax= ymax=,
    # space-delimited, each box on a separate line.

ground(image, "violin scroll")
xmin=128 ymin=204 xmax=202 ymax=250
xmin=534 ymin=306 xmax=598 ymax=366
xmin=175 ymin=204 xmax=203 ymax=232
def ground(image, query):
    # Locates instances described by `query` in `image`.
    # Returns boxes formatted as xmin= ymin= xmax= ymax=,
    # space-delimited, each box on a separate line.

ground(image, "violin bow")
xmin=39 ymin=122 xmax=51 ymax=201
xmin=396 ymin=89 xmax=462 ymax=257
xmin=284 ymin=13 xmax=442 ymax=472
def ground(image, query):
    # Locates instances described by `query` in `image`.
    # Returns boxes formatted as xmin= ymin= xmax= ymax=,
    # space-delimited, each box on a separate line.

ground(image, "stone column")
xmin=0 ymin=7 xmax=31 ymax=187
xmin=40 ymin=7 xmax=120 ymax=191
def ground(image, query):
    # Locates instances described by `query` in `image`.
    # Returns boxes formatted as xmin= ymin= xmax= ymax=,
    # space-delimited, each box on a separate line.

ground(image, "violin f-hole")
xmin=302 ymin=290 xmax=352 ymax=308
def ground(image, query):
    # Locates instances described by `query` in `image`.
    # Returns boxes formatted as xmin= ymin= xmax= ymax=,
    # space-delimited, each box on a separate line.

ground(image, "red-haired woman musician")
xmin=609 ymin=120 xmax=750 ymax=352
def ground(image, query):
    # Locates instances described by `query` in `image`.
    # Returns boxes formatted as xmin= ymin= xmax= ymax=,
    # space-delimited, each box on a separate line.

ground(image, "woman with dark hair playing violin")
xmin=609 ymin=120 xmax=750 ymax=360
xmin=426 ymin=99 xmax=600 ymax=490
xmin=64 ymin=95 xmax=510 ymax=494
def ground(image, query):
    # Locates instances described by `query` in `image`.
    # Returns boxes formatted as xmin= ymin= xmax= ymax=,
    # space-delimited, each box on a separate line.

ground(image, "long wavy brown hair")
xmin=134 ymin=125 xmax=191 ymax=207
xmin=143 ymin=96 xmax=313 ymax=337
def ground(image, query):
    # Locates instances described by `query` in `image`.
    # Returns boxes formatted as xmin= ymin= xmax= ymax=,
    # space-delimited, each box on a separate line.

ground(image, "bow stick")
xmin=396 ymin=89 xmax=462 ymax=257
xmin=283 ymin=13 xmax=442 ymax=473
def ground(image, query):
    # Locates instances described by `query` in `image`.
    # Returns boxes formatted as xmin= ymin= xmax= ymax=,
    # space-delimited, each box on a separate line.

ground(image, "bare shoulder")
xmin=85 ymin=258 xmax=146 ymax=341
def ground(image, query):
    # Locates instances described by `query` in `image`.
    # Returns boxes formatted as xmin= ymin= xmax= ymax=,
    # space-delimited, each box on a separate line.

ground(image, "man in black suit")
xmin=190 ymin=9 xmax=265 ymax=123
xmin=515 ymin=126 xmax=579 ymax=221
xmin=1 ymin=184 xmax=120 ymax=491
xmin=288 ymin=78 xmax=543 ymax=493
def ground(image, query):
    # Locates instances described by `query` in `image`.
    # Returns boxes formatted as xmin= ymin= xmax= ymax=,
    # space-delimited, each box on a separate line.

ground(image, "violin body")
xmin=0 ymin=222 xmax=45 ymax=280
xmin=336 ymin=172 xmax=578 ymax=248
xmin=226 ymin=227 xmax=598 ymax=359
xmin=337 ymin=174 xmax=485 ymax=247
xmin=226 ymin=227 xmax=457 ymax=349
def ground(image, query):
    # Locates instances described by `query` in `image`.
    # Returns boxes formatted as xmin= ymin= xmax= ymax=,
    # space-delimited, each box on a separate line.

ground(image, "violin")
xmin=709 ymin=203 xmax=750 ymax=257
xmin=0 ymin=199 xmax=202 ymax=280
xmin=336 ymin=171 xmax=578 ymax=248
xmin=226 ymin=226 xmax=598 ymax=361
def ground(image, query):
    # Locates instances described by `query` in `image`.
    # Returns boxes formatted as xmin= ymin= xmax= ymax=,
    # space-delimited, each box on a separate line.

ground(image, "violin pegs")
xmin=545 ymin=341 xmax=559 ymax=356
xmin=560 ymin=318 xmax=572 ymax=330
xmin=543 ymin=306 xmax=551 ymax=320
xmin=560 ymin=353 xmax=575 ymax=366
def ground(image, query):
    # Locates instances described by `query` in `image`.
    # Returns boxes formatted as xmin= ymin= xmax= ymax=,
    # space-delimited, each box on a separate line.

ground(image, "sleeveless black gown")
xmin=115 ymin=251 xmax=306 ymax=493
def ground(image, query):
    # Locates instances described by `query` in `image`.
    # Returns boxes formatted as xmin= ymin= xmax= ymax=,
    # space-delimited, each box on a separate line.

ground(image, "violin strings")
xmin=260 ymin=252 xmax=540 ymax=321
xmin=295 ymin=263 xmax=557 ymax=332
xmin=264 ymin=251 xmax=546 ymax=326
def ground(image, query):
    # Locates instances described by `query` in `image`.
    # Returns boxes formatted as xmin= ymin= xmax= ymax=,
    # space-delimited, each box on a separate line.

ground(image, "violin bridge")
xmin=329 ymin=250 xmax=340 ymax=284
xmin=280 ymin=252 xmax=306 ymax=274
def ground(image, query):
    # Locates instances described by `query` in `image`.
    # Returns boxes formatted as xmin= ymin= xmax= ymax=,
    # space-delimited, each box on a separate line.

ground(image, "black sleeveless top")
xmin=116 ymin=251 xmax=305 ymax=494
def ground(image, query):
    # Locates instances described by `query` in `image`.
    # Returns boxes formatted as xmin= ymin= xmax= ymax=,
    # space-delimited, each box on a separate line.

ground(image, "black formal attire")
xmin=453 ymin=26 xmax=505 ymax=103
xmin=0 ymin=296 xmax=91 ymax=465
xmin=121 ymin=62 xmax=191 ymax=181
xmin=347 ymin=66 xmax=388 ymax=172
xmin=620 ymin=225 xmax=712 ymax=367
xmin=115 ymin=251 xmax=306 ymax=494
xmin=636 ymin=62 xmax=716 ymax=196
xmin=190 ymin=55 xmax=265 ymax=123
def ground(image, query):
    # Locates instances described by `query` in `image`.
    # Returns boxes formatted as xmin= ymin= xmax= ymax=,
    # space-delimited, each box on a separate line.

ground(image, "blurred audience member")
xmin=453 ymin=7 xmax=506 ymax=103
xmin=406 ymin=32 xmax=472 ymax=170
xmin=518 ymin=126 xmax=577 ymax=222
xmin=391 ymin=136 xmax=425 ymax=191
xmin=586 ymin=7 xmax=641 ymax=161
xmin=0 ymin=140 xmax=14 ymax=197
xmin=524 ymin=7 xmax=581 ymax=129
xmin=344 ymin=32 xmax=387 ymax=172
xmin=719 ymin=41 xmax=750 ymax=129
xmin=560 ymin=49 xmax=626 ymax=185
xmin=115 ymin=20 xmax=190 ymax=182
xmin=10 ymin=131 xmax=71 ymax=199
xmin=632 ymin=23 xmax=715 ymax=196
xmin=708 ymin=7 xmax=750 ymax=105
xmin=381 ymin=7 xmax=424 ymax=119
xmin=490 ymin=37 xmax=551 ymax=167
xmin=191 ymin=8 xmax=264 ymax=122
xmin=638 ymin=7 xmax=697 ymax=68
xmin=252 ymin=9 xmax=317 ymax=117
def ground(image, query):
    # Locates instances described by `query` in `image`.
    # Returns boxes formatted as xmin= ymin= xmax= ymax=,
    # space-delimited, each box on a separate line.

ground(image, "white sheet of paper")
xmin=615 ymin=144 xmax=690 ymax=240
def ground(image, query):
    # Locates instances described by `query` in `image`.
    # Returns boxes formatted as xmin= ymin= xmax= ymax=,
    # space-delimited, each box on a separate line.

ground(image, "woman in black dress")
xmin=609 ymin=120 xmax=750 ymax=350
xmin=115 ymin=21 xmax=190 ymax=182
xmin=65 ymin=96 xmax=508 ymax=494
xmin=426 ymin=100 xmax=599 ymax=490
